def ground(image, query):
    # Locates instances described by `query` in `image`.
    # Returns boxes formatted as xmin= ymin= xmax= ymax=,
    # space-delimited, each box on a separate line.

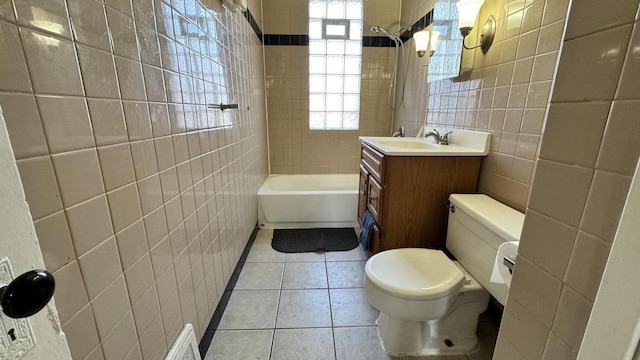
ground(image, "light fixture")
xmin=413 ymin=29 xmax=440 ymax=58
xmin=455 ymin=0 xmax=495 ymax=54
xmin=413 ymin=29 xmax=440 ymax=66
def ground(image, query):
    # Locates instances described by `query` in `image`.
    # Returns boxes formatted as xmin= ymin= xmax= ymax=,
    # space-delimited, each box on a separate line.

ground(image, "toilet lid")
xmin=365 ymin=248 xmax=465 ymax=300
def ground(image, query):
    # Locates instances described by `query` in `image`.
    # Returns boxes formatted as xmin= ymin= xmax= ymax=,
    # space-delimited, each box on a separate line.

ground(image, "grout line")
xmin=323 ymin=251 xmax=339 ymax=360
xmin=268 ymin=230 xmax=285 ymax=360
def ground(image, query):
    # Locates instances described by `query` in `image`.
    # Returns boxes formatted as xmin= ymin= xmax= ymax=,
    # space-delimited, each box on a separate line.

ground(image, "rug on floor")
xmin=272 ymin=228 xmax=359 ymax=253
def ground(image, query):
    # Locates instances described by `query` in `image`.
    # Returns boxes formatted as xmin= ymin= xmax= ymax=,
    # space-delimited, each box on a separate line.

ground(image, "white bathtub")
xmin=258 ymin=174 xmax=359 ymax=229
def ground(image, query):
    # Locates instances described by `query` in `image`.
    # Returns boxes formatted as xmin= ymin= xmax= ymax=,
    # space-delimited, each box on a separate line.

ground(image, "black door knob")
xmin=0 ymin=269 xmax=55 ymax=318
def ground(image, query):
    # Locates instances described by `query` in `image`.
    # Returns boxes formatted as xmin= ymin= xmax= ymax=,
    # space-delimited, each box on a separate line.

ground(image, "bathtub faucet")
xmin=392 ymin=126 xmax=405 ymax=137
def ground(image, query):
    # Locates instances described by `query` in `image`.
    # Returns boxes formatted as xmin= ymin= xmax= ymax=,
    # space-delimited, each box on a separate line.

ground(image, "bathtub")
xmin=258 ymin=174 xmax=359 ymax=229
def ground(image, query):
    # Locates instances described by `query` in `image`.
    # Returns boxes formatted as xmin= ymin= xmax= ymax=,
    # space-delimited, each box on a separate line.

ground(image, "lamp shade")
xmin=456 ymin=0 xmax=484 ymax=29
xmin=429 ymin=31 xmax=440 ymax=52
xmin=413 ymin=29 xmax=441 ymax=58
xmin=413 ymin=29 xmax=430 ymax=55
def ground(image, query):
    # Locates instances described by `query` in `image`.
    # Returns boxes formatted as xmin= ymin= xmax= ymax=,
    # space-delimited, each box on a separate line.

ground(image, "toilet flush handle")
xmin=446 ymin=204 xmax=455 ymax=213
xmin=503 ymin=256 xmax=516 ymax=275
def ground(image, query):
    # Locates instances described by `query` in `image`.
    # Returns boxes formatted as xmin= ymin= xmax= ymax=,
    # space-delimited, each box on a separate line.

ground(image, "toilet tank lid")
xmin=449 ymin=194 xmax=525 ymax=242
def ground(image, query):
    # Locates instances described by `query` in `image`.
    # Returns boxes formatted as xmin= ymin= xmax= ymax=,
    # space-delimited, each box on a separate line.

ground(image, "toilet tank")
xmin=445 ymin=194 xmax=525 ymax=305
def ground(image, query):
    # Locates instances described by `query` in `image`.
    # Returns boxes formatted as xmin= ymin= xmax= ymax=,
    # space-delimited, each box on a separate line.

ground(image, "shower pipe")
xmin=369 ymin=25 xmax=412 ymax=112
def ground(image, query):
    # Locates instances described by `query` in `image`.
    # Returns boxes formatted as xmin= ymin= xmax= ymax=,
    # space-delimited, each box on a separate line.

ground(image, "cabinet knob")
xmin=0 ymin=269 xmax=55 ymax=318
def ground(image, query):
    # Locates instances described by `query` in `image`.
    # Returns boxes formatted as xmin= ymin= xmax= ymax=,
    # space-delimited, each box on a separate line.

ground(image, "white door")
xmin=0 ymin=108 xmax=72 ymax=359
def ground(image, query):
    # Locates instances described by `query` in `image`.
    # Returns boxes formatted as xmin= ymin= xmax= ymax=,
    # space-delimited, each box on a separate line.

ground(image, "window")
xmin=309 ymin=0 xmax=363 ymax=130
xmin=323 ymin=19 xmax=350 ymax=39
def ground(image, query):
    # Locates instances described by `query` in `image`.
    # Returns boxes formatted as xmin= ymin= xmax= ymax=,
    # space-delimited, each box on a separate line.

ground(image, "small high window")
xmin=323 ymin=19 xmax=350 ymax=39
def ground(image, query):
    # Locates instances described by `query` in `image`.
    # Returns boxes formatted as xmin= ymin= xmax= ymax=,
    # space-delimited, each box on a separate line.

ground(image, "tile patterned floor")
xmin=205 ymin=229 xmax=497 ymax=360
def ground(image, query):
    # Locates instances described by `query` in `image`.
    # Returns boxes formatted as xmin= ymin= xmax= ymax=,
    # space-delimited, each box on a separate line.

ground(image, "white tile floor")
xmin=205 ymin=229 xmax=497 ymax=360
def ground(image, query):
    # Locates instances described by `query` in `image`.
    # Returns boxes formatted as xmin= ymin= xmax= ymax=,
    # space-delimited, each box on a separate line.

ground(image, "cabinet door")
xmin=358 ymin=165 xmax=369 ymax=226
xmin=372 ymin=224 xmax=382 ymax=254
xmin=367 ymin=176 xmax=383 ymax=223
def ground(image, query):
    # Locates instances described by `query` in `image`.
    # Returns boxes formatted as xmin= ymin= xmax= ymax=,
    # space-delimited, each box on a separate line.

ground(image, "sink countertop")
xmin=359 ymin=129 xmax=491 ymax=156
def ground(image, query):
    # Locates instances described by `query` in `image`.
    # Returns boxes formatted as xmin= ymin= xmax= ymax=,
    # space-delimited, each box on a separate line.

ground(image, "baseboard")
xmin=198 ymin=223 xmax=260 ymax=357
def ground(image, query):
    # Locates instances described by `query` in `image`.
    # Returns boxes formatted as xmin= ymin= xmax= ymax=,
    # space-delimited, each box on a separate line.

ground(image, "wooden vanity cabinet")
xmin=358 ymin=143 xmax=481 ymax=253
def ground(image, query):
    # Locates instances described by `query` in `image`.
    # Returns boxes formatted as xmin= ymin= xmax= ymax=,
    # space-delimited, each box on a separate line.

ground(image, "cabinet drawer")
xmin=367 ymin=177 xmax=383 ymax=223
xmin=361 ymin=145 xmax=384 ymax=184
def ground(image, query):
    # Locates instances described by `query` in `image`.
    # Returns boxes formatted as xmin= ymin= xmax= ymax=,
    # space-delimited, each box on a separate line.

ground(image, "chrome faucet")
xmin=424 ymin=129 xmax=453 ymax=145
xmin=424 ymin=130 xmax=440 ymax=143
xmin=392 ymin=126 xmax=405 ymax=137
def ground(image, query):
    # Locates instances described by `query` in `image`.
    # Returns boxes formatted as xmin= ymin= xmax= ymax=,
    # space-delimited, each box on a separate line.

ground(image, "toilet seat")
xmin=365 ymin=248 xmax=465 ymax=300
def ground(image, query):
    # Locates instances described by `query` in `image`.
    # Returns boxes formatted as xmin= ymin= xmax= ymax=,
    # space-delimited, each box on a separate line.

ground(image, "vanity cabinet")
xmin=358 ymin=143 xmax=482 ymax=253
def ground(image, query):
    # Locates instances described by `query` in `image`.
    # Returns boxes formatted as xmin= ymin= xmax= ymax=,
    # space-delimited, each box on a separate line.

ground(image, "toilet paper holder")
xmin=503 ymin=256 xmax=515 ymax=274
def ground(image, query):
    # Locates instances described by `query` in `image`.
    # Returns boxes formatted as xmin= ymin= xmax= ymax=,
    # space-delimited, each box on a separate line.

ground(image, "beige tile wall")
xmin=495 ymin=1 xmax=640 ymax=359
xmin=396 ymin=0 xmax=570 ymax=211
xmin=247 ymin=0 xmax=262 ymax=28
xmin=400 ymin=0 xmax=433 ymax=28
xmin=363 ymin=0 xmax=402 ymax=32
xmin=263 ymin=0 xmax=306 ymax=34
xmin=264 ymin=0 xmax=400 ymax=174
xmin=0 ymin=0 xmax=268 ymax=359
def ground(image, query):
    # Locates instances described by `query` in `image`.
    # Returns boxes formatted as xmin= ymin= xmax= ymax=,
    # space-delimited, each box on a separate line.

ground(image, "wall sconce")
xmin=413 ymin=29 xmax=440 ymax=66
xmin=456 ymin=0 xmax=495 ymax=54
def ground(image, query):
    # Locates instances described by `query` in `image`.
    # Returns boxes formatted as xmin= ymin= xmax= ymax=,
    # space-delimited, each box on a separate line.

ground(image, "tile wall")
xmin=264 ymin=0 xmax=400 ymax=174
xmin=494 ymin=1 xmax=640 ymax=359
xmin=0 ymin=0 xmax=268 ymax=359
xmin=396 ymin=0 xmax=570 ymax=211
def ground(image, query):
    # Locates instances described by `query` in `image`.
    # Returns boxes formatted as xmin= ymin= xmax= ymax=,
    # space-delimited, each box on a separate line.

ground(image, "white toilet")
xmin=364 ymin=194 xmax=525 ymax=356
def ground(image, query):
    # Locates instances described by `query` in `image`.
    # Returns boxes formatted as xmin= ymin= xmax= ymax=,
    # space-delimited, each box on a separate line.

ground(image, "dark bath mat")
xmin=272 ymin=228 xmax=359 ymax=253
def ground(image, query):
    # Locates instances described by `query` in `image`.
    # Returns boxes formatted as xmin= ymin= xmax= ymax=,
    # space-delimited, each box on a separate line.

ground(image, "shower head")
xmin=370 ymin=25 xmax=395 ymax=39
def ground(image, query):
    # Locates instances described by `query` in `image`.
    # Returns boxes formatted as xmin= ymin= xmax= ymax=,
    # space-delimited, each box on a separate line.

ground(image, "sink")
xmin=359 ymin=130 xmax=491 ymax=156
xmin=376 ymin=138 xmax=440 ymax=149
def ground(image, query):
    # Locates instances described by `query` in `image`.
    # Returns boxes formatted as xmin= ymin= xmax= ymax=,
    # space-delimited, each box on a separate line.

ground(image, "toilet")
xmin=364 ymin=194 xmax=525 ymax=356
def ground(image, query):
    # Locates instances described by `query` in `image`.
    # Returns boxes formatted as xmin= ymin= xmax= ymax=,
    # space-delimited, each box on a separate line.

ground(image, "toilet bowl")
xmin=365 ymin=249 xmax=490 ymax=356
xmin=364 ymin=194 xmax=525 ymax=356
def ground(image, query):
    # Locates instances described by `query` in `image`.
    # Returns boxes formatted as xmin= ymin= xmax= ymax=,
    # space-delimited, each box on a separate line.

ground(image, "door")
xmin=367 ymin=176 xmax=383 ymax=223
xmin=0 ymin=109 xmax=72 ymax=359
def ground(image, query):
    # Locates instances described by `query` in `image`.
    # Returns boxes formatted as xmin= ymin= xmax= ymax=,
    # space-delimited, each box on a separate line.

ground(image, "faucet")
xmin=392 ymin=126 xmax=405 ymax=137
xmin=424 ymin=129 xmax=453 ymax=145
